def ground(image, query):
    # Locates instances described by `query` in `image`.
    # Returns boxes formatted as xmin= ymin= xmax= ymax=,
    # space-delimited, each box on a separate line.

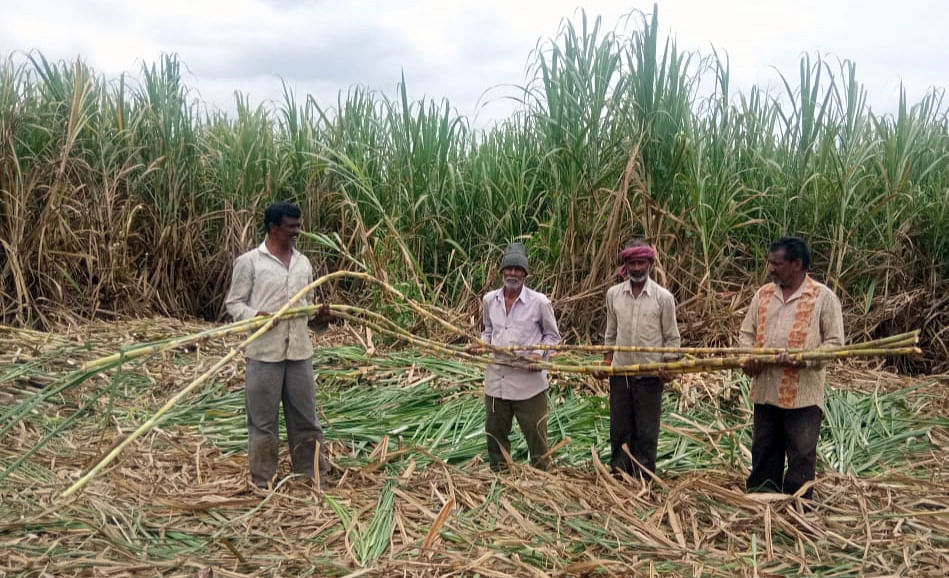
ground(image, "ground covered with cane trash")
xmin=1 ymin=319 xmax=947 ymax=577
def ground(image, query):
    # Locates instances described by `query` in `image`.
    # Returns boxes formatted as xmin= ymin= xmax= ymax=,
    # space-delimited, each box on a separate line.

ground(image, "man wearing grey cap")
xmin=473 ymin=242 xmax=562 ymax=471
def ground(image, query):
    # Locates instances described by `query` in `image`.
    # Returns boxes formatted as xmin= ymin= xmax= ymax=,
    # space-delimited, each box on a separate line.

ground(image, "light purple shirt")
xmin=480 ymin=286 xmax=562 ymax=400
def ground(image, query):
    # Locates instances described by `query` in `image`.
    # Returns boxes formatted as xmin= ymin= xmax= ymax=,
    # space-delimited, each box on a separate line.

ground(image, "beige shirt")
xmin=739 ymin=276 xmax=845 ymax=409
xmin=481 ymin=286 xmax=562 ymax=400
xmin=225 ymin=242 xmax=314 ymax=362
xmin=604 ymin=277 xmax=681 ymax=368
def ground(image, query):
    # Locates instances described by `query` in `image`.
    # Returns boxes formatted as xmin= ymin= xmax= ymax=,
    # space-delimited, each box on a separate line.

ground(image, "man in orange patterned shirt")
xmin=740 ymin=237 xmax=844 ymax=499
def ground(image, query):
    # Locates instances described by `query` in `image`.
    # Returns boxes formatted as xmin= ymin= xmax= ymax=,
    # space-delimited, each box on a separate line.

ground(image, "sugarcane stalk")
xmin=56 ymin=268 xmax=924 ymax=498
xmin=844 ymin=331 xmax=920 ymax=350
xmin=328 ymin=306 xmax=922 ymax=375
xmin=330 ymin=310 xmax=489 ymax=366
xmin=511 ymin=347 xmax=923 ymax=376
xmin=484 ymin=331 xmax=919 ymax=355
xmin=78 ymin=297 xmax=918 ymax=376
xmin=76 ymin=269 xmax=920 ymax=378
xmin=79 ymin=307 xmax=317 ymax=372
xmin=60 ymin=270 xmax=485 ymax=498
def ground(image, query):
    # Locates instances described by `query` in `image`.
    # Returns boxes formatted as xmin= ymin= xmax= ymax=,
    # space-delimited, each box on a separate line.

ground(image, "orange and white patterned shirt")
xmin=739 ymin=276 xmax=845 ymax=410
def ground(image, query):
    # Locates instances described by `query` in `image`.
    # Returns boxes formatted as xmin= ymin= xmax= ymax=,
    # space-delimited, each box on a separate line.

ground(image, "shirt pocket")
xmin=493 ymin=313 xmax=529 ymax=347
xmin=510 ymin=315 xmax=540 ymax=346
xmin=636 ymin=302 xmax=663 ymax=344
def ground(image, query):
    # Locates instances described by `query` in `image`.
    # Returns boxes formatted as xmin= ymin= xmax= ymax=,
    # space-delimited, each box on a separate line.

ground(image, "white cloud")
xmin=1 ymin=0 xmax=946 ymax=124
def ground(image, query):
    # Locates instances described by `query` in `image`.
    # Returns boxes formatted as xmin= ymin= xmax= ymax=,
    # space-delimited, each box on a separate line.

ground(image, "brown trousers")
xmin=245 ymin=358 xmax=328 ymax=488
xmin=484 ymin=391 xmax=550 ymax=470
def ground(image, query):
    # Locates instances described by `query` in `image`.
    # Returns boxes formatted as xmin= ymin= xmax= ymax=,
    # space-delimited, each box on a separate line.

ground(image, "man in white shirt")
xmin=225 ymin=201 xmax=330 ymax=489
xmin=599 ymin=240 xmax=680 ymax=479
xmin=476 ymin=242 xmax=562 ymax=471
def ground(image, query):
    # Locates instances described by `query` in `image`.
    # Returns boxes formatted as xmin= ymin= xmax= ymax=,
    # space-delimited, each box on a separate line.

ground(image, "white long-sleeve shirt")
xmin=225 ymin=242 xmax=314 ymax=362
xmin=604 ymin=277 xmax=681 ymax=368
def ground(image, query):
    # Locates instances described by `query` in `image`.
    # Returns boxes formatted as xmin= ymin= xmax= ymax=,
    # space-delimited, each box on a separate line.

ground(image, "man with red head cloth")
xmin=599 ymin=240 xmax=680 ymax=479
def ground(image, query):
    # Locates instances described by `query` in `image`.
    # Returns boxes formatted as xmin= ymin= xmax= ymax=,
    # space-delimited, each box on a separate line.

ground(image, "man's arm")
xmin=306 ymin=261 xmax=334 ymax=329
xmin=660 ymin=292 xmax=681 ymax=355
xmin=807 ymin=290 xmax=845 ymax=368
xmin=739 ymin=291 xmax=762 ymax=376
xmin=466 ymin=296 xmax=492 ymax=355
xmin=821 ymin=291 xmax=845 ymax=348
xmin=602 ymin=289 xmax=617 ymax=366
xmin=480 ymin=295 xmax=493 ymax=345
xmin=536 ymin=299 xmax=561 ymax=360
xmin=738 ymin=291 xmax=759 ymax=348
xmin=224 ymin=255 xmax=257 ymax=322
xmin=654 ymin=292 xmax=681 ymax=381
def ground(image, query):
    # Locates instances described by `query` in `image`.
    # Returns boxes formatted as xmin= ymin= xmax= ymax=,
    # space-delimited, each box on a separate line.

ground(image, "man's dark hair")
xmin=769 ymin=236 xmax=810 ymax=270
xmin=264 ymin=201 xmax=302 ymax=233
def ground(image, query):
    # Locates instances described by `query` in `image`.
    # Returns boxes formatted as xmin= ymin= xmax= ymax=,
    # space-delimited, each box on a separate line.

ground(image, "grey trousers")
xmin=245 ymin=358 xmax=328 ymax=487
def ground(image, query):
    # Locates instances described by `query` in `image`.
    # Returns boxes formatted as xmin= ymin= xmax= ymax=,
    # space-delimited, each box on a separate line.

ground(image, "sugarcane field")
xmin=1 ymin=4 xmax=948 ymax=578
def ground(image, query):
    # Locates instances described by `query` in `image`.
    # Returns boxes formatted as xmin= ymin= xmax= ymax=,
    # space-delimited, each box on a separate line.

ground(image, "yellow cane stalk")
xmin=59 ymin=270 xmax=922 ymax=498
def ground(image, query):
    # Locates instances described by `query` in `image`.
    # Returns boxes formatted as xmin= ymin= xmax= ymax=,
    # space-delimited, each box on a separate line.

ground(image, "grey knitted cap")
xmin=499 ymin=242 xmax=529 ymax=274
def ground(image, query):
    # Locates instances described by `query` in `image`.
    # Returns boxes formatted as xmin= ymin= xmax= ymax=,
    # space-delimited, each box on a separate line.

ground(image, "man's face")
xmin=502 ymin=266 xmax=526 ymax=291
xmin=270 ymin=216 xmax=302 ymax=245
xmin=624 ymin=258 xmax=651 ymax=282
xmin=767 ymin=249 xmax=800 ymax=288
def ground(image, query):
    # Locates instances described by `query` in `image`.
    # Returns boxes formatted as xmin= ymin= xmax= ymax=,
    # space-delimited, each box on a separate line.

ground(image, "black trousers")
xmin=609 ymin=376 xmax=663 ymax=477
xmin=747 ymin=404 xmax=822 ymax=499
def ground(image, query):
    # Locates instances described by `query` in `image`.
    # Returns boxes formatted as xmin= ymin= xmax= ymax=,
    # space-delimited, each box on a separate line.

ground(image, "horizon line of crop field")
xmin=0 ymin=7 xmax=947 ymax=369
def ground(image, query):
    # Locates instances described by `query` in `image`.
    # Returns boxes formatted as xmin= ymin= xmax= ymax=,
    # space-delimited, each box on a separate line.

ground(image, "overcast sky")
xmin=2 ymin=0 xmax=945 ymax=127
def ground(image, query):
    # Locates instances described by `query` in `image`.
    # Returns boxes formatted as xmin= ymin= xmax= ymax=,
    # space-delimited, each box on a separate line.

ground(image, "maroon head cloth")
xmin=616 ymin=245 xmax=656 ymax=277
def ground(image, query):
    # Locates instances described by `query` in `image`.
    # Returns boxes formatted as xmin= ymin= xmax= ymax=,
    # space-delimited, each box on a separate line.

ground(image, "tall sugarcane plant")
xmin=1 ymin=7 xmax=947 ymax=369
xmin=0 ymin=269 xmax=920 ymax=497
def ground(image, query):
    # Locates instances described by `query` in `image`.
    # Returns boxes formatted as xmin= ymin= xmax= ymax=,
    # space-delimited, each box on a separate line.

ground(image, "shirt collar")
xmin=778 ymin=275 xmax=816 ymax=304
xmin=258 ymin=240 xmax=301 ymax=263
xmin=494 ymin=286 xmax=531 ymax=304
xmin=621 ymin=276 xmax=654 ymax=296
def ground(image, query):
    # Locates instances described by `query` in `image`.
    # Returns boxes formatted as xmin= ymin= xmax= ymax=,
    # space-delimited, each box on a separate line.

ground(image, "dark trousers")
xmin=246 ymin=358 xmax=328 ymax=488
xmin=484 ymin=391 xmax=550 ymax=470
xmin=609 ymin=376 xmax=663 ymax=477
xmin=747 ymin=404 xmax=822 ymax=499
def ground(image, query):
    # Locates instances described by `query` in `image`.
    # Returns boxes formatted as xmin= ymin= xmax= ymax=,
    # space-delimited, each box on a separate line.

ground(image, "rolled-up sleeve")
xmin=225 ymin=255 xmax=257 ymax=322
